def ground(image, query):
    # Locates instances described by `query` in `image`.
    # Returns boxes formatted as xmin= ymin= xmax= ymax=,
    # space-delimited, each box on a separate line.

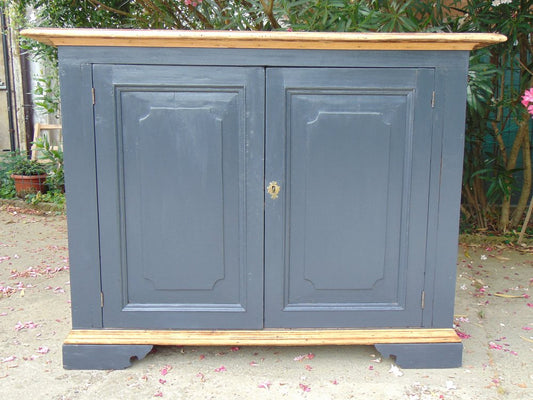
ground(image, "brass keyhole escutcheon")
xmin=267 ymin=181 xmax=281 ymax=199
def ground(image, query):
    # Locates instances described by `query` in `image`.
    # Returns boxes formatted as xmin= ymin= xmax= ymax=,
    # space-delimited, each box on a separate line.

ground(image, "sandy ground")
xmin=0 ymin=204 xmax=532 ymax=399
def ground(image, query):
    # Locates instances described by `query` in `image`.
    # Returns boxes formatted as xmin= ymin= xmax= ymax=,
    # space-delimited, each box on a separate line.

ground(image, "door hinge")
xmin=92 ymin=87 xmax=95 ymax=105
xmin=431 ymin=91 xmax=435 ymax=108
xmin=421 ymin=290 xmax=425 ymax=309
xmin=100 ymin=291 xmax=104 ymax=308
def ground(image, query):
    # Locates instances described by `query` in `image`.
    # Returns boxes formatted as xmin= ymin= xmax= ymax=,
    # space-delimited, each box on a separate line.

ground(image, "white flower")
xmin=389 ymin=364 xmax=404 ymax=377
xmin=446 ymin=380 xmax=457 ymax=390
xmin=492 ymin=0 xmax=512 ymax=6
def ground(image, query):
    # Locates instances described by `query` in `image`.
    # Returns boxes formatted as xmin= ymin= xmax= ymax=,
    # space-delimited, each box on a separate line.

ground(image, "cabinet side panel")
xmin=58 ymin=53 xmax=102 ymax=328
xmin=428 ymin=54 xmax=470 ymax=327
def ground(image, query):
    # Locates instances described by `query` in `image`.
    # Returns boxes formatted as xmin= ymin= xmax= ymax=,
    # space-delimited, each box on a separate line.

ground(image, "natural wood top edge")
xmin=20 ymin=28 xmax=506 ymax=51
xmin=64 ymin=328 xmax=462 ymax=345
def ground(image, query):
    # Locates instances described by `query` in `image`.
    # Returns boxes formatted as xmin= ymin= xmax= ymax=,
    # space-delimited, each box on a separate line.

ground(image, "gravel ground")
xmin=0 ymin=204 xmax=532 ymax=399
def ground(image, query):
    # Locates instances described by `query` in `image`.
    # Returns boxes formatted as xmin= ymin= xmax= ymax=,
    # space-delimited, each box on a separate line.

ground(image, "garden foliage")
xmin=3 ymin=0 xmax=532 ymax=231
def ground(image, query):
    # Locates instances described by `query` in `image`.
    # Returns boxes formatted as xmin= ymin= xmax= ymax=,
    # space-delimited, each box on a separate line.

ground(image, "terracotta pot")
xmin=11 ymin=174 xmax=48 ymax=197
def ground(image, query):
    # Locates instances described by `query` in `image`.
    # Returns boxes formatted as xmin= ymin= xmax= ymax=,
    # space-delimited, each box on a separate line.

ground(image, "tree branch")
xmin=259 ymin=0 xmax=280 ymax=29
xmin=86 ymin=0 xmax=133 ymax=17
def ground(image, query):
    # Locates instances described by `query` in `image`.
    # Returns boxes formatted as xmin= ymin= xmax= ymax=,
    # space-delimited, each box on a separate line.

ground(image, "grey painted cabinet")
xmin=21 ymin=28 xmax=506 ymax=369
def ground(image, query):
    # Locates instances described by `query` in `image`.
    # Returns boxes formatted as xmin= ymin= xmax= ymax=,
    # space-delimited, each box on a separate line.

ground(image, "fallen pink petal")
xmin=293 ymin=353 xmax=315 ymax=361
xmin=489 ymin=342 xmax=503 ymax=350
xmin=1 ymin=356 xmax=16 ymax=363
xmin=299 ymin=383 xmax=311 ymax=392
xmin=230 ymin=346 xmax=240 ymax=352
xmin=159 ymin=379 xmax=166 ymax=384
xmin=37 ymin=346 xmax=49 ymax=354
xmin=214 ymin=366 xmax=227 ymax=372
xmin=257 ymin=381 xmax=272 ymax=389
xmin=154 ymin=391 xmax=163 ymax=397
xmin=455 ymin=330 xmax=472 ymax=339
xmin=160 ymin=365 xmax=172 ymax=376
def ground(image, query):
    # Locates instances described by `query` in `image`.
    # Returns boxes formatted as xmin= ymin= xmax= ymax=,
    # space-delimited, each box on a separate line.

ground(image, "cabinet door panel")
xmin=265 ymin=68 xmax=434 ymax=328
xmin=93 ymin=65 xmax=264 ymax=329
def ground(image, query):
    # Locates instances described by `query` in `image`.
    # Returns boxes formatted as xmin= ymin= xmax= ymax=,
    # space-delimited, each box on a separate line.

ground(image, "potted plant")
xmin=10 ymin=154 xmax=48 ymax=197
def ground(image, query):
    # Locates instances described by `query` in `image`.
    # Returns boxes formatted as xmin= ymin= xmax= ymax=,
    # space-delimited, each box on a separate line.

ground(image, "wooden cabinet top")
xmin=21 ymin=28 xmax=505 ymax=51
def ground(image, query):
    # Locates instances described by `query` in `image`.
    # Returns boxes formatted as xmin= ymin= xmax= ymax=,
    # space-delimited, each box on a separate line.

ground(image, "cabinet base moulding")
xmin=64 ymin=328 xmax=461 ymax=346
xmin=63 ymin=329 xmax=463 ymax=369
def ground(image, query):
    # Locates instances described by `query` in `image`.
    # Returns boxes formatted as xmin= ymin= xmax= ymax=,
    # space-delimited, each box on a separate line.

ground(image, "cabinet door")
xmin=93 ymin=65 xmax=264 ymax=329
xmin=265 ymin=68 xmax=434 ymax=328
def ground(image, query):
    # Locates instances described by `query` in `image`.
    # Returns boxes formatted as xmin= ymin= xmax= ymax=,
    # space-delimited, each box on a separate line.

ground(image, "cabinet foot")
xmin=375 ymin=342 xmax=463 ymax=369
xmin=63 ymin=344 xmax=153 ymax=370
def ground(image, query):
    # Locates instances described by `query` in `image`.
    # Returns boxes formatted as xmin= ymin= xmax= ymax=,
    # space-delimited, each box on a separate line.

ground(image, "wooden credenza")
xmin=22 ymin=29 xmax=505 ymax=369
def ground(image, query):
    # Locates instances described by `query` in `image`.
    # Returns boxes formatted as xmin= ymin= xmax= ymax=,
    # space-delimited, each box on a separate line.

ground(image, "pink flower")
xmin=522 ymin=88 xmax=533 ymax=117
xmin=522 ymin=88 xmax=533 ymax=107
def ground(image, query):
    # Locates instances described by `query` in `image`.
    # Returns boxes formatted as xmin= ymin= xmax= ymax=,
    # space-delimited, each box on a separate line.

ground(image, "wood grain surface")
xmin=21 ymin=28 xmax=506 ymax=50
xmin=65 ymin=329 xmax=462 ymax=346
